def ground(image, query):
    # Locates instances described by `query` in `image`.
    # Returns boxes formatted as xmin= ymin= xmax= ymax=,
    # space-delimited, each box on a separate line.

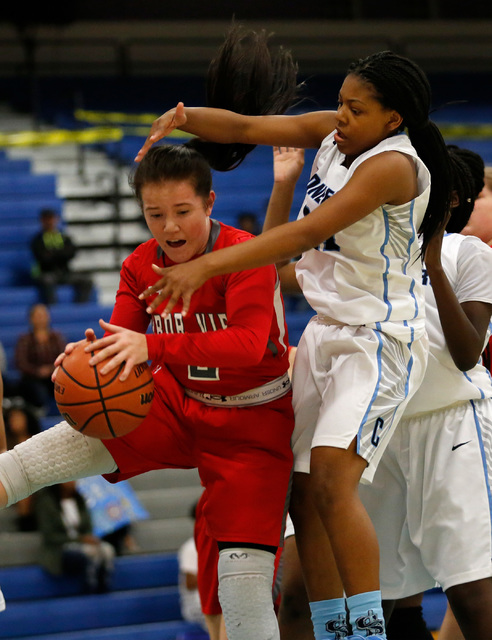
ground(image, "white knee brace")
xmin=0 ymin=421 xmax=117 ymax=507
xmin=218 ymin=547 xmax=279 ymax=640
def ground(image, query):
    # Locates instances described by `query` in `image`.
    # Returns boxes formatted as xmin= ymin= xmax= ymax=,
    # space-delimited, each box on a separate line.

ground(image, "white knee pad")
xmin=218 ymin=547 xmax=279 ymax=640
xmin=0 ymin=421 xmax=117 ymax=507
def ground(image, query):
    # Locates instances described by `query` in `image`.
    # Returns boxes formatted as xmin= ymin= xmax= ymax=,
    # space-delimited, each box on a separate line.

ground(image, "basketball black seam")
xmin=56 ymin=378 xmax=153 ymax=407
xmin=91 ymin=349 xmax=125 ymax=438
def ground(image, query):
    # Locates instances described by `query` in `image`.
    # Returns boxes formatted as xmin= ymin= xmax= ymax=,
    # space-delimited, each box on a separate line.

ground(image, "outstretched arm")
xmin=140 ymin=150 xmax=417 ymax=317
xmin=135 ymin=103 xmax=336 ymax=162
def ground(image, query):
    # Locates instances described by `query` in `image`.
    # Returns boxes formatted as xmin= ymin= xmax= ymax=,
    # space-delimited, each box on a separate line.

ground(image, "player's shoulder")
xmin=211 ymin=220 xmax=255 ymax=249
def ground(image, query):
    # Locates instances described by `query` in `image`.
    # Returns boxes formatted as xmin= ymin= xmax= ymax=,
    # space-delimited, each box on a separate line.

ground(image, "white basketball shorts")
xmin=291 ymin=317 xmax=427 ymax=484
xmin=360 ymin=399 xmax=492 ymax=597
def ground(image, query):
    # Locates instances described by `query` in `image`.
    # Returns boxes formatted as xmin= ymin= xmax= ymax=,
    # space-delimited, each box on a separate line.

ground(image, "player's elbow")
xmin=451 ymin=351 xmax=481 ymax=372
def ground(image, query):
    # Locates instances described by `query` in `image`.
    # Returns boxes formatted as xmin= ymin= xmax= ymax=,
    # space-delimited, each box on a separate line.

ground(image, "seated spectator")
xmin=0 ymin=372 xmax=6 ymax=612
xmin=15 ymin=303 xmax=66 ymax=416
xmin=0 ymin=341 xmax=17 ymax=399
xmin=31 ymin=208 xmax=93 ymax=305
xmin=4 ymin=398 xmax=40 ymax=531
xmin=34 ymin=481 xmax=115 ymax=593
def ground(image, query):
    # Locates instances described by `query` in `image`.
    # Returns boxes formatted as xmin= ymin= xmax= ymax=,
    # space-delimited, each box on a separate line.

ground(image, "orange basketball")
xmin=54 ymin=341 xmax=154 ymax=439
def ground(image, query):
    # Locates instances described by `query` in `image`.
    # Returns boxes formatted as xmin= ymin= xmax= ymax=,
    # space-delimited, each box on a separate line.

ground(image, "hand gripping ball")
xmin=54 ymin=341 xmax=154 ymax=439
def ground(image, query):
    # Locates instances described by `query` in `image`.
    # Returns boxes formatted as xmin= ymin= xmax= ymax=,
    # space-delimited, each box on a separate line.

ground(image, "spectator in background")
xmin=4 ymin=399 xmax=40 ymax=531
xmin=15 ymin=303 xmax=65 ymax=416
xmin=35 ymin=481 xmax=115 ymax=593
xmin=0 ymin=373 xmax=6 ymax=612
xmin=236 ymin=211 xmax=260 ymax=236
xmin=31 ymin=208 xmax=93 ymax=305
xmin=178 ymin=500 xmax=209 ymax=634
xmin=461 ymin=165 xmax=492 ymax=244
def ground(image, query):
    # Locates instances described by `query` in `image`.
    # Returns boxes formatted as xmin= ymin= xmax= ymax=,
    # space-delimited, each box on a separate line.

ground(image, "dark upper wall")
xmin=4 ymin=0 xmax=492 ymax=23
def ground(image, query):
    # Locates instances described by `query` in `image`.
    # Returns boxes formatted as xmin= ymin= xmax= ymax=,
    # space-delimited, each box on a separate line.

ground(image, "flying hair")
xmin=186 ymin=23 xmax=302 ymax=171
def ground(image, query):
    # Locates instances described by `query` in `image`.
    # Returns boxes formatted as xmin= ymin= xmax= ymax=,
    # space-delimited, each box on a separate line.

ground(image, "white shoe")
xmin=0 ymin=586 xmax=5 ymax=611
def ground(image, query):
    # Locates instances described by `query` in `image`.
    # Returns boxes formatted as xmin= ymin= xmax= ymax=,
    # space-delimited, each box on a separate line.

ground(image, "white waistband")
xmin=184 ymin=373 xmax=291 ymax=407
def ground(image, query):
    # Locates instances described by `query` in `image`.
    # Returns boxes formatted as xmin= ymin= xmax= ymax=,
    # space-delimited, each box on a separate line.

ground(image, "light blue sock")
xmin=310 ymin=598 xmax=349 ymax=640
xmin=346 ymin=590 xmax=386 ymax=638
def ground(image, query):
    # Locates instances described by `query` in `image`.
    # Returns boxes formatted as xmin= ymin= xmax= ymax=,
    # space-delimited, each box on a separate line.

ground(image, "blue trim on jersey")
xmin=380 ymin=209 xmax=392 ymax=322
xmin=470 ymin=400 xmax=492 ymax=527
xmin=404 ymin=329 xmax=415 ymax=400
xmin=357 ymin=328 xmax=384 ymax=453
xmin=406 ymin=200 xmax=420 ymax=320
xmin=463 ymin=370 xmax=487 ymax=400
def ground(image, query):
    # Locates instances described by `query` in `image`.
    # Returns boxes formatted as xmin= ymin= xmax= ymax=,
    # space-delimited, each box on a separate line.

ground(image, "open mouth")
xmin=167 ymin=240 xmax=186 ymax=248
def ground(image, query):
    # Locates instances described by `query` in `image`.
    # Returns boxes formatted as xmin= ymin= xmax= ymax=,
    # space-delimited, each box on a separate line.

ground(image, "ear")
xmin=387 ymin=110 xmax=403 ymax=132
xmin=205 ymin=190 xmax=216 ymax=216
xmin=450 ymin=190 xmax=460 ymax=209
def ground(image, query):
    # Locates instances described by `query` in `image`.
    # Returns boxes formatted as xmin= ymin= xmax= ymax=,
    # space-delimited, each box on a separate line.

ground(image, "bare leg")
xmin=439 ymin=603 xmax=464 ymax=640
xmin=309 ymin=441 xmax=379 ymax=596
xmin=446 ymin=578 xmax=492 ymax=640
xmin=205 ymin=614 xmax=225 ymax=640
xmin=277 ymin=534 xmax=314 ymax=640
xmin=289 ymin=471 xmax=343 ymax=602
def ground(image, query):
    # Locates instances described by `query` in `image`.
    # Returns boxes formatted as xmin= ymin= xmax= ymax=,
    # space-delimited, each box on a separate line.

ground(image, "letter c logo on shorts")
xmin=371 ymin=417 xmax=384 ymax=447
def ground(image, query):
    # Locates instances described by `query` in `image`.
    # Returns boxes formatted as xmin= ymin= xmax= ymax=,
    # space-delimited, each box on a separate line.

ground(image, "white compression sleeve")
xmin=218 ymin=547 xmax=279 ymax=640
xmin=0 ymin=421 xmax=117 ymax=507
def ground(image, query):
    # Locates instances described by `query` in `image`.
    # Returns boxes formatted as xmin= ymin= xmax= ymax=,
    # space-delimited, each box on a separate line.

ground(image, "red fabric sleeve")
xmin=108 ymin=260 xmax=153 ymax=335
xmin=146 ymin=265 xmax=277 ymax=368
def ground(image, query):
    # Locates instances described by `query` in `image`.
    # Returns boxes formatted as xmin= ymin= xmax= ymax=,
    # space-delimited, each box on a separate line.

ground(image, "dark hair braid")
xmin=446 ymin=145 xmax=485 ymax=233
xmin=186 ymin=23 xmax=302 ymax=171
xmin=348 ymin=51 xmax=453 ymax=256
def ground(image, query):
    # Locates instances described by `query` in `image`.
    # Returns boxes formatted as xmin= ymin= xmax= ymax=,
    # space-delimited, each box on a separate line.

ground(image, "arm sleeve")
xmin=146 ymin=265 xmax=278 ymax=368
xmin=107 ymin=258 xmax=153 ymax=335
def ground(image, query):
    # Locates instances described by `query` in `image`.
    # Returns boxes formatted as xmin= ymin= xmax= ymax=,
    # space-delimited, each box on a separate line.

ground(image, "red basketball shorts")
xmin=103 ymin=364 xmax=294 ymax=547
xmin=194 ymin=489 xmax=284 ymax=616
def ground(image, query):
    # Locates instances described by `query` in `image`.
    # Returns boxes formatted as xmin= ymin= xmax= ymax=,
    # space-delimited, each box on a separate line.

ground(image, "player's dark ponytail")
xmin=185 ymin=23 xmax=302 ymax=171
xmin=446 ymin=145 xmax=485 ymax=233
xmin=348 ymin=51 xmax=453 ymax=256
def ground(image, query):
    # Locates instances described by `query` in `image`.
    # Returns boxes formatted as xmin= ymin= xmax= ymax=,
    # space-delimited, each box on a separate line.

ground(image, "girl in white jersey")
xmin=136 ymin=28 xmax=454 ymax=640
xmin=360 ymin=147 xmax=492 ymax=640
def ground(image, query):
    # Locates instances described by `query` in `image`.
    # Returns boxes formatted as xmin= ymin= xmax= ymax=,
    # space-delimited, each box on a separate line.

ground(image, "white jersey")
xmin=404 ymin=233 xmax=492 ymax=416
xmin=295 ymin=132 xmax=430 ymax=343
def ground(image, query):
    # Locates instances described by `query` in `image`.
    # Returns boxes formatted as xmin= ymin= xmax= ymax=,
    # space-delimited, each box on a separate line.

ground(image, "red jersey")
xmin=110 ymin=219 xmax=290 ymax=396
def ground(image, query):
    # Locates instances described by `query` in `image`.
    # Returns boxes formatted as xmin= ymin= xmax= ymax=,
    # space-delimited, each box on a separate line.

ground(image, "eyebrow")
xmin=338 ymin=94 xmax=366 ymax=106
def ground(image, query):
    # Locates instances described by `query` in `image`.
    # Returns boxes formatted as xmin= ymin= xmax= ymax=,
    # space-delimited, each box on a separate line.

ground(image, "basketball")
xmin=54 ymin=341 xmax=154 ymax=439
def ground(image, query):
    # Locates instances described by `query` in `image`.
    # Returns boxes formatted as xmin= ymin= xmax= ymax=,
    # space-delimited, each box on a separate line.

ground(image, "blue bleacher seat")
xmin=0 ymin=553 xmax=198 ymax=640
xmin=0 ymin=174 xmax=56 ymax=199
xmin=0 ymin=198 xmax=63 ymax=220
xmin=0 ymin=158 xmax=31 ymax=173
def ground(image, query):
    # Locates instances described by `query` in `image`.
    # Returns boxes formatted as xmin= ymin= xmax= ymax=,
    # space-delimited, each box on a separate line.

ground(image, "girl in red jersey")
xmin=0 ymin=144 xmax=295 ymax=640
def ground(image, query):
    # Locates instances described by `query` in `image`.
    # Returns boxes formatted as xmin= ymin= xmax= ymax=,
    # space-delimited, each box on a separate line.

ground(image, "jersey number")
xmin=188 ymin=365 xmax=220 ymax=381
